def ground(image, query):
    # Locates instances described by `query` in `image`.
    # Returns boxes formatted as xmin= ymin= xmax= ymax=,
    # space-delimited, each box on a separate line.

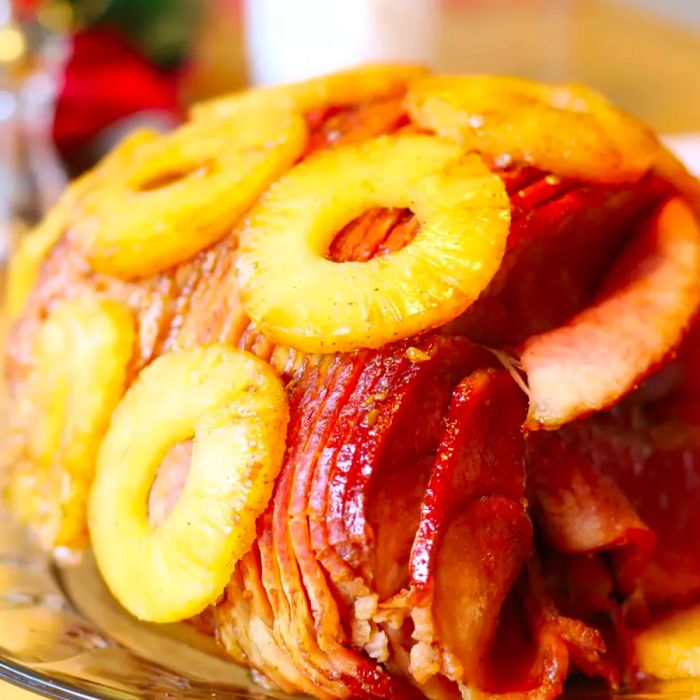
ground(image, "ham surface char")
xmin=7 ymin=95 xmax=698 ymax=699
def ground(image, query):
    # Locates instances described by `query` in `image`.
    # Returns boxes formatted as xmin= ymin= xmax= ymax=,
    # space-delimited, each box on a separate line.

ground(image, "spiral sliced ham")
xmin=7 ymin=90 xmax=700 ymax=699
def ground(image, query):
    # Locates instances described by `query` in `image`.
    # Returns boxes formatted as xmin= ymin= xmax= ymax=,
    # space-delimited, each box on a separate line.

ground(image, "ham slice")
xmin=523 ymin=197 xmax=700 ymax=429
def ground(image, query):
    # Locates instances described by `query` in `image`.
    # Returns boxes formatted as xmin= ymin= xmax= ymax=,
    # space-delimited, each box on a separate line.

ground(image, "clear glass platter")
xmin=3 ymin=506 xmax=700 ymax=700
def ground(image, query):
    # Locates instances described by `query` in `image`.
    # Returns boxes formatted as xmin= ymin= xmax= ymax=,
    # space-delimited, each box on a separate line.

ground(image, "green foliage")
xmin=67 ymin=0 xmax=201 ymax=66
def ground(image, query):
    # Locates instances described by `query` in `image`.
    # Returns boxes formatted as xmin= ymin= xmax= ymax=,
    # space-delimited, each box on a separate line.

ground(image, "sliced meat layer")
xmin=410 ymin=369 xmax=527 ymax=589
xmin=523 ymin=197 xmax=700 ymax=429
xmin=460 ymin=172 xmax=671 ymax=347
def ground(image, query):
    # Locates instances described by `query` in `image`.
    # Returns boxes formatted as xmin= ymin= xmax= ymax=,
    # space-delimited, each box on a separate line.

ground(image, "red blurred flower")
xmin=52 ymin=28 xmax=182 ymax=157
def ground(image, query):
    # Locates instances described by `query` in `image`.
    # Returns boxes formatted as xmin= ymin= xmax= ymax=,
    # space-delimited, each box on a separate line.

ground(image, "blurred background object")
xmin=244 ymin=0 xmax=436 ymax=85
xmin=0 ymin=0 xmax=699 ymax=256
xmin=1 ymin=0 xmax=65 ymax=281
xmin=49 ymin=0 xmax=198 ymax=175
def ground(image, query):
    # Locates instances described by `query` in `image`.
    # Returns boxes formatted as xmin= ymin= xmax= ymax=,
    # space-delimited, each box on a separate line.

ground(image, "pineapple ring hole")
xmin=237 ymin=134 xmax=510 ymax=353
xmin=148 ymin=440 xmax=193 ymax=527
xmin=326 ymin=207 xmax=416 ymax=262
xmin=134 ymin=162 xmax=213 ymax=192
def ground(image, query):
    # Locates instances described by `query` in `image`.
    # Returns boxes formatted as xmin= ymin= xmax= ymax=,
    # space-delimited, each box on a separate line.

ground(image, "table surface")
xmin=2 ymin=0 xmax=699 ymax=698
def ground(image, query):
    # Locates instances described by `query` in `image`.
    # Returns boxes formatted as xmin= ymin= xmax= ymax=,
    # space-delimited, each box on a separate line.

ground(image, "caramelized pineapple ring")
xmin=7 ymin=205 xmax=70 ymax=320
xmin=191 ymin=63 xmax=428 ymax=121
xmin=7 ymin=129 xmax=160 ymax=319
xmin=238 ymin=134 xmax=510 ymax=353
xmin=635 ymin=603 xmax=700 ymax=679
xmin=75 ymin=111 xmax=307 ymax=279
xmin=89 ymin=346 xmax=289 ymax=623
xmin=9 ymin=300 xmax=135 ymax=549
xmin=406 ymin=75 xmax=659 ymax=183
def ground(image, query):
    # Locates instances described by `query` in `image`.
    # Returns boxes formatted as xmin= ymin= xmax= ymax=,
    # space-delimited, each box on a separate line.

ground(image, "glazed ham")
xmin=6 ymin=71 xmax=700 ymax=699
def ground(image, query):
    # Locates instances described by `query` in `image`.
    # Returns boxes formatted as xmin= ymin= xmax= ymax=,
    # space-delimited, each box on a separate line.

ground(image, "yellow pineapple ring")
xmin=74 ymin=111 xmax=307 ymax=279
xmin=9 ymin=299 xmax=135 ymax=550
xmin=7 ymin=129 xmax=160 ymax=319
xmin=88 ymin=346 xmax=289 ymax=623
xmin=634 ymin=603 xmax=700 ymax=679
xmin=191 ymin=63 xmax=428 ymax=122
xmin=7 ymin=205 xmax=69 ymax=320
xmin=237 ymin=134 xmax=510 ymax=353
xmin=405 ymin=75 xmax=659 ymax=183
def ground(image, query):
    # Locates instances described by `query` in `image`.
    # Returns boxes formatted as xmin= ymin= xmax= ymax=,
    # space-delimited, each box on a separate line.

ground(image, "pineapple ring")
xmin=7 ymin=205 xmax=70 ymax=321
xmin=237 ymin=134 xmax=510 ymax=353
xmin=405 ymin=75 xmax=659 ymax=183
xmin=88 ymin=346 xmax=289 ymax=623
xmin=7 ymin=129 xmax=160 ymax=319
xmin=191 ymin=63 xmax=428 ymax=122
xmin=74 ymin=111 xmax=307 ymax=279
xmin=9 ymin=299 xmax=135 ymax=550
